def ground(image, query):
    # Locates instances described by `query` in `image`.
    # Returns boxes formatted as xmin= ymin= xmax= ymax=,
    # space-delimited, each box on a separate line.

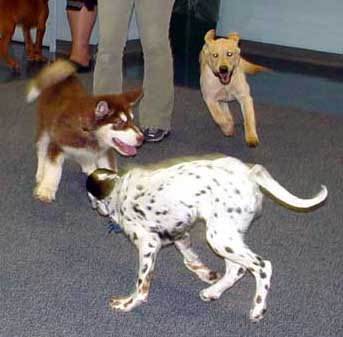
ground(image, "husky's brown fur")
xmin=27 ymin=59 xmax=144 ymax=202
xmin=0 ymin=0 xmax=49 ymax=71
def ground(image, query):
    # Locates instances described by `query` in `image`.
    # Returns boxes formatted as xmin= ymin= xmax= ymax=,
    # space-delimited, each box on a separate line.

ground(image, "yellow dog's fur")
xmin=200 ymin=30 xmax=266 ymax=147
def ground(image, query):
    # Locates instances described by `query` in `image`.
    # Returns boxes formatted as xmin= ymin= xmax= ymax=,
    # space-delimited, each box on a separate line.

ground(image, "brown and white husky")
xmin=27 ymin=59 xmax=144 ymax=203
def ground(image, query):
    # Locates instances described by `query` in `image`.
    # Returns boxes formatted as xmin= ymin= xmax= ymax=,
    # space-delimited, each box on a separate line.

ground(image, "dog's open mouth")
xmin=113 ymin=138 xmax=137 ymax=156
xmin=216 ymin=69 xmax=233 ymax=85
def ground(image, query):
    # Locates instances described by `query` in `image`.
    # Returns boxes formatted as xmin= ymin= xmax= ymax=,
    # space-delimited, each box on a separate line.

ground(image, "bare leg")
xmin=67 ymin=5 xmax=97 ymax=66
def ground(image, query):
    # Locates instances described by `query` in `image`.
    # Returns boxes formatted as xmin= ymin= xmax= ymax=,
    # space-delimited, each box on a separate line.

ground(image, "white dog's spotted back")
xmin=87 ymin=156 xmax=327 ymax=321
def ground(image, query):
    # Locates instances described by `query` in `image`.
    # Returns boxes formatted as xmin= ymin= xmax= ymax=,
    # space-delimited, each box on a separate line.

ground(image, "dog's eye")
xmin=113 ymin=118 xmax=126 ymax=129
xmin=227 ymin=52 xmax=233 ymax=57
xmin=212 ymin=53 xmax=219 ymax=58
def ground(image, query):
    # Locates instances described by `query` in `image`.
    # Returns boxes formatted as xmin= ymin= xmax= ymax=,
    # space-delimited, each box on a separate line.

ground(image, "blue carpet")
xmin=0 ymin=73 xmax=342 ymax=337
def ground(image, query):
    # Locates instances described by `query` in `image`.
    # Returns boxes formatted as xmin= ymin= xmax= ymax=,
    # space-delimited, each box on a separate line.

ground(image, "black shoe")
xmin=142 ymin=128 xmax=170 ymax=142
xmin=70 ymin=59 xmax=94 ymax=73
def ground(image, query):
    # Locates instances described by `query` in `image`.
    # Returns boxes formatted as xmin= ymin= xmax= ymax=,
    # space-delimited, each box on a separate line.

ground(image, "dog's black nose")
xmin=219 ymin=65 xmax=228 ymax=73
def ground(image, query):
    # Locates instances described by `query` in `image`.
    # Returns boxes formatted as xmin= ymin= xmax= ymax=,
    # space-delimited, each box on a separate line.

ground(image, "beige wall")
xmin=217 ymin=0 xmax=343 ymax=54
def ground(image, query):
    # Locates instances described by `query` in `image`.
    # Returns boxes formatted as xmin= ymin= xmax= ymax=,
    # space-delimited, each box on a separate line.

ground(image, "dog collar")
xmin=107 ymin=221 xmax=123 ymax=234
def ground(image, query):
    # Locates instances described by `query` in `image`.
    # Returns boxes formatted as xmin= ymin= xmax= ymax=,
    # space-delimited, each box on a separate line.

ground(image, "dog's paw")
xmin=249 ymin=306 xmax=267 ymax=322
xmin=109 ymin=295 xmax=144 ymax=312
xmin=245 ymin=134 xmax=259 ymax=147
xmin=220 ymin=125 xmax=235 ymax=137
xmin=109 ymin=296 xmax=134 ymax=312
xmin=33 ymin=184 xmax=56 ymax=203
xmin=199 ymin=288 xmax=220 ymax=302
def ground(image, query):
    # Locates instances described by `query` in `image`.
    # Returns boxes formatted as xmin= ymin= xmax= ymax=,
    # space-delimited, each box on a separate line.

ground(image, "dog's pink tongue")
xmin=219 ymin=72 xmax=230 ymax=84
xmin=114 ymin=138 xmax=137 ymax=156
xmin=122 ymin=143 xmax=137 ymax=156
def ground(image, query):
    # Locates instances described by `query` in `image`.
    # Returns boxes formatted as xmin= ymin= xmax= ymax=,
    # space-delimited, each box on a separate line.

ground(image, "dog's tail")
xmin=240 ymin=58 xmax=268 ymax=75
xmin=249 ymin=164 xmax=328 ymax=210
xmin=26 ymin=59 xmax=76 ymax=103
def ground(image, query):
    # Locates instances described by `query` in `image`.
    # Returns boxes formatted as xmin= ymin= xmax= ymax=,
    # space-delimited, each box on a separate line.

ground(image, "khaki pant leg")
xmin=93 ymin=0 xmax=133 ymax=95
xmin=135 ymin=0 xmax=175 ymax=130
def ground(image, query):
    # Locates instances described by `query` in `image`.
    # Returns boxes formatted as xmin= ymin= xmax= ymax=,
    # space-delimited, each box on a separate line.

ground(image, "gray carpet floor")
xmin=0 ymin=72 xmax=342 ymax=337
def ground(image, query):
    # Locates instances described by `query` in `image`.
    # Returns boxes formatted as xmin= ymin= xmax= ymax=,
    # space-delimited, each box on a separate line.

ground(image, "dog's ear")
xmin=124 ymin=88 xmax=143 ymax=107
xmin=95 ymin=100 xmax=110 ymax=120
xmin=86 ymin=168 xmax=118 ymax=200
xmin=228 ymin=32 xmax=240 ymax=46
xmin=204 ymin=29 xmax=216 ymax=44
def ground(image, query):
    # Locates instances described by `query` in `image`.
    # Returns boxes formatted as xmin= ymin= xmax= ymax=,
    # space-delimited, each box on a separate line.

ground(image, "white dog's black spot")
xmin=212 ymin=178 xmax=220 ymax=186
xmin=225 ymin=247 xmax=234 ymax=254
xmin=134 ymin=192 xmax=145 ymax=200
xmin=142 ymin=264 xmax=148 ymax=273
xmin=132 ymin=204 xmax=146 ymax=219
xmin=158 ymin=230 xmax=174 ymax=241
xmin=237 ymin=267 xmax=245 ymax=275
xmin=180 ymin=201 xmax=194 ymax=209
xmin=260 ymin=270 xmax=267 ymax=279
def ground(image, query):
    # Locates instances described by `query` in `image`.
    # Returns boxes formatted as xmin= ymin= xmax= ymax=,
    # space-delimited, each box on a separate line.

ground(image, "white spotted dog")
xmin=27 ymin=59 xmax=144 ymax=203
xmin=86 ymin=156 xmax=327 ymax=321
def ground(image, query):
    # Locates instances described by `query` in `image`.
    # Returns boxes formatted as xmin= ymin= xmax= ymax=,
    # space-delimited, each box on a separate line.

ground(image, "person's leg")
xmin=93 ymin=0 xmax=133 ymax=95
xmin=135 ymin=0 xmax=175 ymax=133
xmin=66 ymin=1 xmax=97 ymax=67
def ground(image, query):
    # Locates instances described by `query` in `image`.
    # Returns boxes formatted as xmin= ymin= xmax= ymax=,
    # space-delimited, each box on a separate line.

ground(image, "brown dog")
xmin=27 ymin=59 xmax=144 ymax=203
xmin=200 ymin=30 xmax=266 ymax=147
xmin=0 ymin=0 xmax=49 ymax=71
